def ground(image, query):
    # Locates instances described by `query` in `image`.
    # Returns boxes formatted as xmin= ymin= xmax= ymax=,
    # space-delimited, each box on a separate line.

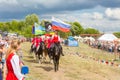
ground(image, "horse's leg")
xmin=56 ymin=57 xmax=60 ymax=71
xmin=33 ymin=47 xmax=37 ymax=60
xmin=42 ymin=50 xmax=46 ymax=61
xmin=30 ymin=44 xmax=33 ymax=54
xmin=38 ymin=53 xmax=41 ymax=64
xmin=34 ymin=52 xmax=37 ymax=61
xmin=59 ymin=45 xmax=64 ymax=56
xmin=42 ymin=51 xmax=44 ymax=62
xmin=53 ymin=58 xmax=57 ymax=72
xmin=49 ymin=54 xmax=53 ymax=64
xmin=44 ymin=49 xmax=47 ymax=60
xmin=48 ymin=49 xmax=52 ymax=64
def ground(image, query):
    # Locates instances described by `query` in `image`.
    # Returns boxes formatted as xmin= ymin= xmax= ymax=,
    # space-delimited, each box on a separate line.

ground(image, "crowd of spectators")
xmin=85 ymin=40 xmax=120 ymax=59
xmin=0 ymin=35 xmax=25 ymax=80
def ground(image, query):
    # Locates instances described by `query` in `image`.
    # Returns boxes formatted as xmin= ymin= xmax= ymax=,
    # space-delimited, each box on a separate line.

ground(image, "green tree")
xmin=59 ymin=31 xmax=72 ymax=38
xmin=0 ymin=22 xmax=10 ymax=31
xmin=0 ymin=22 xmax=9 ymax=31
xmin=25 ymin=14 xmax=39 ymax=26
xmin=70 ymin=22 xmax=84 ymax=36
xmin=18 ymin=21 xmax=25 ymax=30
xmin=113 ymin=32 xmax=120 ymax=38
xmin=84 ymin=27 xmax=99 ymax=34
xmin=23 ymin=25 xmax=33 ymax=37
xmin=10 ymin=20 xmax=19 ymax=31
xmin=40 ymin=20 xmax=46 ymax=27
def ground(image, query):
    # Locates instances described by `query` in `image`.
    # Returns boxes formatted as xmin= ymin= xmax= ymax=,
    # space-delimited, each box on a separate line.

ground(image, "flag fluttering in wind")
xmin=32 ymin=23 xmax=46 ymax=35
xmin=51 ymin=17 xmax=71 ymax=32
xmin=32 ymin=25 xmax=35 ymax=34
xmin=44 ymin=21 xmax=53 ymax=32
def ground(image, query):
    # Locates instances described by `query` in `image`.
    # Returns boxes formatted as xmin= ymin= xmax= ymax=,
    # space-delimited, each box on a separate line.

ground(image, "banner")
xmin=51 ymin=17 xmax=71 ymax=32
xmin=44 ymin=21 xmax=53 ymax=32
xmin=32 ymin=23 xmax=46 ymax=35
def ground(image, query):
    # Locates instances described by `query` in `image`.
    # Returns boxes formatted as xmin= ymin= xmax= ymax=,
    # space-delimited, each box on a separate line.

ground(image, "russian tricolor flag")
xmin=52 ymin=17 xmax=71 ymax=32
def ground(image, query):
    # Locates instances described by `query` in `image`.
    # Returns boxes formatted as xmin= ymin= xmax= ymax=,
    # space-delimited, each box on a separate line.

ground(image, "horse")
xmin=30 ymin=43 xmax=37 ymax=60
xmin=48 ymin=42 xmax=62 ymax=72
xmin=30 ymin=44 xmax=36 ymax=53
xmin=36 ymin=41 xmax=47 ymax=63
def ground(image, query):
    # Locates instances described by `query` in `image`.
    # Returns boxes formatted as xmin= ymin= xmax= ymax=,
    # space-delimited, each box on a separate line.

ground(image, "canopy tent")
xmin=74 ymin=36 xmax=83 ymax=39
xmin=64 ymin=36 xmax=78 ymax=47
xmin=74 ymin=36 xmax=83 ymax=42
xmin=89 ymin=37 xmax=95 ymax=41
xmin=98 ymin=34 xmax=118 ymax=41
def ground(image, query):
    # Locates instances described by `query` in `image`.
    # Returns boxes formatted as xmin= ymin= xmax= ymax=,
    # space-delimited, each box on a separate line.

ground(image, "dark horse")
xmin=36 ymin=42 xmax=47 ymax=63
xmin=48 ymin=42 xmax=62 ymax=72
xmin=30 ymin=44 xmax=36 ymax=53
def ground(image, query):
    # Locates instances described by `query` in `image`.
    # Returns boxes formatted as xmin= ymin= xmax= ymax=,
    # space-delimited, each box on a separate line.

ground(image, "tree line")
xmin=0 ymin=14 xmax=103 ymax=38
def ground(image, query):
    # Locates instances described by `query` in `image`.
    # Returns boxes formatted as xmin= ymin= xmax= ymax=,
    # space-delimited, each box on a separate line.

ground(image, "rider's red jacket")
xmin=32 ymin=37 xmax=36 ymax=44
xmin=51 ymin=35 xmax=60 ymax=43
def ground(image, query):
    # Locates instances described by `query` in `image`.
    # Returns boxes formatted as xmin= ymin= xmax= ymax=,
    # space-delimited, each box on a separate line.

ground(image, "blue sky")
xmin=0 ymin=0 xmax=120 ymax=32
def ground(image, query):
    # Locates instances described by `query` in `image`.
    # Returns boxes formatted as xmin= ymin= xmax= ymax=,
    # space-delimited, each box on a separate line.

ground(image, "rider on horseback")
xmin=36 ymin=35 xmax=43 ymax=51
xmin=31 ymin=37 xmax=36 ymax=47
xmin=50 ymin=31 xmax=64 ymax=56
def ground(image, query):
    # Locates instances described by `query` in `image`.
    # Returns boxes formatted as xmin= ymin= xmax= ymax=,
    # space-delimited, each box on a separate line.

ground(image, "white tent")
xmin=74 ymin=36 xmax=83 ymax=42
xmin=89 ymin=37 xmax=95 ymax=41
xmin=98 ymin=34 xmax=118 ymax=41
xmin=84 ymin=37 xmax=95 ymax=42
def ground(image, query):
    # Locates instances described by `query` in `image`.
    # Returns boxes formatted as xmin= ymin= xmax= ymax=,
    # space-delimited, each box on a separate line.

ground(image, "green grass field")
xmin=21 ymin=42 xmax=120 ymax=80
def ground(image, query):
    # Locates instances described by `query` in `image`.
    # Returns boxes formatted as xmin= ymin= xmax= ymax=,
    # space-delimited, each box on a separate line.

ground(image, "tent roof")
xmin=98 ymin=34 xmax=118 ymax=41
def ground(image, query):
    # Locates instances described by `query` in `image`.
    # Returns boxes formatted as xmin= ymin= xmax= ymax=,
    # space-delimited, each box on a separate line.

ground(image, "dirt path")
xmin=22 ymin=42 xmax=120 ymax=80
xmin=23 ymin=54 xmax=71 ymax=80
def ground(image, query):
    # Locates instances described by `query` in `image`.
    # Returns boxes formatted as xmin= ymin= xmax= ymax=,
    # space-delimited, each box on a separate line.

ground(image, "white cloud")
xmin=26 ymin=0 xmax=61 ymax=8
xmin=0 ymin=0 xmax=18 ymax=4
xmin=105 ymin=8 xmax=120 ymax=20
xmin=80 ymin=13 xmax=93 ymax=19
xmin=93 ymin=12 xmax=103 ymax=20
xmin=79 ymin=12 xmax=103 ymax=20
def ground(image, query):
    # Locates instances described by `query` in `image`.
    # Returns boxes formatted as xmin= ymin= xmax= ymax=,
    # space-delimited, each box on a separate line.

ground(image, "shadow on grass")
xmin=24 ymin=59 xmax=38 ymax=63
xmin=24 ymin=56 xmax=34 ymax=58
xmin=42 ymin=61 xmax=51 ymax=64
xmin=35 ymin=66 xmax=53 ymax=72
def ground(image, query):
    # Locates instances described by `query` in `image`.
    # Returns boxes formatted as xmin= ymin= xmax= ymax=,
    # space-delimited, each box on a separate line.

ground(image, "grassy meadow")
xmin=21 ymin=42 xmax=120 ymax=80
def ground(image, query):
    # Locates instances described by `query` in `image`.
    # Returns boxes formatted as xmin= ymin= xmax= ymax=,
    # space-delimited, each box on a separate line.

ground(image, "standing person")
xmin=0 ymin=43 xmax=6 ymax=69
xmin=0 ymin=42 xmax=7 ymax=80
xmin=114 ymin=41 xmax=118 ymax=60
xmin=0 ymin=44 xmax=4 ymax=80
xmin=117 ymin=43 xmax=120 ymax=59
xmin=5 ymin=40 xmax=25 ymax=80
